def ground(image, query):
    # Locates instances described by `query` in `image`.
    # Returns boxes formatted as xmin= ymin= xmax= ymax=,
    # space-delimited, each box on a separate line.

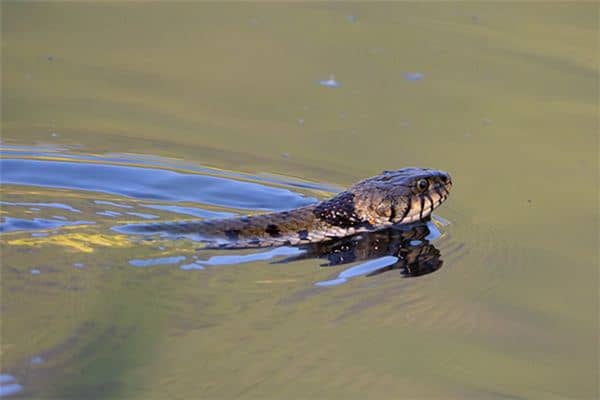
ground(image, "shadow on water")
xmin=1 ymin=145 xmax=449 ymax=288
xmin=123 ymin=220 xmax=446 ymax=286
xmin=283 ymin=222 xmax=444 ymax=285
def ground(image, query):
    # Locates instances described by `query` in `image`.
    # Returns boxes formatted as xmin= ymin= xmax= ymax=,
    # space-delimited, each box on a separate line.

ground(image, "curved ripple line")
xmin=315 ymin=256 xmax=400 ymax=287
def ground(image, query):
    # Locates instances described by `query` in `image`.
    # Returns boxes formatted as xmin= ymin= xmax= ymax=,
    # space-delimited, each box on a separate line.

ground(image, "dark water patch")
xmin=275 ymin=221 xmax=446 ymax=283
xmin=0 ymin=217 xmax=94 ymax=233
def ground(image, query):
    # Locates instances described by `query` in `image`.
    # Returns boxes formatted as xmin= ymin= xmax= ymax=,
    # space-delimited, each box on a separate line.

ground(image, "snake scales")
xmin=119 ymin=167 xmax=452 ymax=248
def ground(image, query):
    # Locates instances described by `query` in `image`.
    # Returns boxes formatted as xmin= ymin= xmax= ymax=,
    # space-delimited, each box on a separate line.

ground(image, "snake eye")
xmin=417 ymin=179 xmax=429 ymax=191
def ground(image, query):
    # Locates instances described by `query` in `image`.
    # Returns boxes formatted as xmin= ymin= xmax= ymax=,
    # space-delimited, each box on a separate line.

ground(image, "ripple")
xmin=93 ymin=200 xmax=133 ymax=209
xmin=0 ymin=201 xmax=81 ymax=213
xmin=315 ymin=256 xmax=399 ymax=287
xmin=196 ymin=247 xmax=304 ymax=268
xmin=96 ymin=211 xmax=122 ymax=217
xmin=1 ymin=159 xmax=316 ymax=212
xmin=0 ymin=217 xmax=94 ymax=233
xmin=0 ymin=383 xmax=23 ymax=398
xmin=141 ymin=204 xmax=233 ymax=219
xmin=0 ymin=375 xmax=15 ymax=384
xmin=179 ymin=262 xmax=205 ymax=271
xmin=128 ymin=256 xmax=187 ymax=267
xmin=125 ymin=212 xmax=159 ymax=220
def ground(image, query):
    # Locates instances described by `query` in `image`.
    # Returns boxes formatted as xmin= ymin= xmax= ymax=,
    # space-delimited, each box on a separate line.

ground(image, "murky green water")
xmin=1 ymin=3 xmax=598 ymax=399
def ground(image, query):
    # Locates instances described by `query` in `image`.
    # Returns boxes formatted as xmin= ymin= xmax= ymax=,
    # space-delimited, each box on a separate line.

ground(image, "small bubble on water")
xmin=346 ymin=15 xmax=357 ymax=23
xmin=297 ymin=118 xmax=304 ymax=126
xmin=318 ymin=74 xmax=341 ymax=88
xmin=31 ymin=269 xmax=41 ymax=275
xmin=51 ymin=132 xmax=59 ymax=137
xmin=403 ymin=72 xmax=424 ymax=81
xmin=73 ymin=263 xmax=85 ymax=269
xmin=281 ymin=152 xmax=290 ymax=159
xmin=31 ymin=356 xmax=44 ymax=365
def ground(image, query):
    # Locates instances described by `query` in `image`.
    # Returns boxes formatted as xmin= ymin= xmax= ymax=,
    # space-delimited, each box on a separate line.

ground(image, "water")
xmin=1 ymin=148 xmax=444 ymax=279
xmin=1 ymin=3 xmax=597 ymax=399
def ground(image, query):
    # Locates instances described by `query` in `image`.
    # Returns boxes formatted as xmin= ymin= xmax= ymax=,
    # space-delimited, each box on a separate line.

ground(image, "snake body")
xmin=119 ymin=167 xmax=452 ymax=248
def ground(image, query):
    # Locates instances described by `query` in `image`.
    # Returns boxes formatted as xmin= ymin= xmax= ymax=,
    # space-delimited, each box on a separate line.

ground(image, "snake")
xmin=118 ymin=167 xmax=452 ymax=248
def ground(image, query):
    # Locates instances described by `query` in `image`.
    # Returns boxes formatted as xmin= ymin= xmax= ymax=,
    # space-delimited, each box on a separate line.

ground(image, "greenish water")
xmin=1 ymin=3 xmax=598 ymax=399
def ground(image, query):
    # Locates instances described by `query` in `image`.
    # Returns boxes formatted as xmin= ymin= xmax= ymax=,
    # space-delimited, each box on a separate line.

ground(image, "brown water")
xmin=1 ymin=3 xmax=598 ymax=399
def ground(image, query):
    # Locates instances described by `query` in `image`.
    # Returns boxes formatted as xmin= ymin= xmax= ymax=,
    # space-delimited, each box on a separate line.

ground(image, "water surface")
xmin=1 ymin=3 xmax=597 ymax=399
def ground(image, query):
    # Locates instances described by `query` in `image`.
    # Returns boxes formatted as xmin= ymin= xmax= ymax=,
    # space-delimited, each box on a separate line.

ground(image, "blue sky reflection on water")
xmin=1 ymin=158 xmax=317 ymax=212
xmin=0 ymin=217 xmax=94 ymax=233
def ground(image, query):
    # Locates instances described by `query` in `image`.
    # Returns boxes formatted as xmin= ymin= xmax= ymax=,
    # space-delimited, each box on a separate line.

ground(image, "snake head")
xmin=352 ymin=168 xmax=452 ymax=226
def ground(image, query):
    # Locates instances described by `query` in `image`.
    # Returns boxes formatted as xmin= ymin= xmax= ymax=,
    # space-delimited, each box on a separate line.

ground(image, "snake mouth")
xmin=399 ymin=181 xmax=452 ymax=224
